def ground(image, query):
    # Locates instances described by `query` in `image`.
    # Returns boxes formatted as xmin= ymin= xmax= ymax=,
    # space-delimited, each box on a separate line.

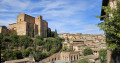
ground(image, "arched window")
xmin=74 ymin=56 xmax=75 ymax=60
xmin=20 ymin=19 xmax=21 ymax=21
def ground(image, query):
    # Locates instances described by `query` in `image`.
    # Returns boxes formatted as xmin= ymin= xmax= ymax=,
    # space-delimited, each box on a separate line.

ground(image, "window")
xmin=20 ymin=19 xmax=21 ymax=21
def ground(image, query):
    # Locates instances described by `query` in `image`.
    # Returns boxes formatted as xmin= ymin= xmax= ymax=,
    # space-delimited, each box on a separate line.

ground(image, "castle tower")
xmin=35 ymin=15 xmax=43 ymax=37
xmin=16 ymin=13 xmax=36 ymax=37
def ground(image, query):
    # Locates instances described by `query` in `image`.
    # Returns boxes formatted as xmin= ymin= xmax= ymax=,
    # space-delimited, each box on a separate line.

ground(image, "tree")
xmin=34 ymin=52 xmax=47 ymax=62
xmin=96 ymin=2 xmax=120 ymax=63
xmin=30 ymin=25 xmax=34 ymax=38
xmin=47 ymin=28 xmax=51 ymax=37
xmin=34 ymin=38 xmax=43 ymax=46
xmin=61 ymin=47 xmax=67 ymax=51
xmin=18 ymin=36 xmax=33 ymax=48
xmin=99 ymin=49 xmax=107 ymax=63
xmin=9 ymin=34 xmax=19 ymax=47
xmin=54 ymin=29 xmax=57 ymax=37
xmin=83 ymin=47 xmax=93 ymax=56
xmin=43 ymin=29 xmax=47 ymax=38
xmin=96 ymin=2 xmax=120 ymax=51
xmin=35 ymin=35 xmax=41 ymax=39
xmin=12 ymin=50 xmax=23 ymax=59
xmin=2 ymin=50 xmax=23 ymax=61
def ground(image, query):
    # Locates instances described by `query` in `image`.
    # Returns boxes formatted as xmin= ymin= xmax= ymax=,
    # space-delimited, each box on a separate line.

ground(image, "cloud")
xmin=0 ymin=19 xmax=16 ymax=27
xmin=85 ymin=25 xmax=97 ymax=30
xmin=0 ymin=0 xmax=103 ymax=34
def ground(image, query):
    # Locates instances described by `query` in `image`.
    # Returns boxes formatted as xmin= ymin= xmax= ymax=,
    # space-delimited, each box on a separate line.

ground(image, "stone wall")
xmin=16 ymin=21 xmax=27 ymax=35
xmin=39 ymin=52 xmax=61 ymax=63
xmin=9 ymin=23 xmax=17 ymax=30
xmin=107 ymin=50 xmax=115 ymax=63
xmin=42 ymin=20 xmax=48 ymax=37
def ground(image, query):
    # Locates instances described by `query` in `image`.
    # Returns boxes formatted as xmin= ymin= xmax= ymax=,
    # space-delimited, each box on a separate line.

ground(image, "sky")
xmin=0 ymin=0 xmax=104 ymax=34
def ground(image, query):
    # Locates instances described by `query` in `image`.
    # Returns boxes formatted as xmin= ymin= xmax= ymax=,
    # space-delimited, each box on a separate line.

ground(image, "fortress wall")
xmin=24 ymin=14 xmax=35 ymax=24
xmin=42 ymin=20 xmax=48 ymax=37
xmin=9 ymin=23 xmax=17 ymax=30
xmin=17 ymin=21 xmax=27 ymax=35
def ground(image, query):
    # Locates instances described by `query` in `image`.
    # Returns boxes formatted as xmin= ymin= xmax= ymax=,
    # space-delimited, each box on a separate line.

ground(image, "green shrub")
xmin=34 ymin=38 xmax=43 ymax=46
xmin=83 ymin=47 xmax=93 ymax=56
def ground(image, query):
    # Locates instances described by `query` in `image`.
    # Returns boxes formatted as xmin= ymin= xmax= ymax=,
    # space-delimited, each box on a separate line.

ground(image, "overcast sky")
xmin=0 ymin=0 xmax=104 ymax=34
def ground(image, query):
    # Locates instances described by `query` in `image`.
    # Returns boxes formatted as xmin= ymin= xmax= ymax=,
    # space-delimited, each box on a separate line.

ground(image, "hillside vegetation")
xmin=1 ymin=32 xmax=64 ymax=62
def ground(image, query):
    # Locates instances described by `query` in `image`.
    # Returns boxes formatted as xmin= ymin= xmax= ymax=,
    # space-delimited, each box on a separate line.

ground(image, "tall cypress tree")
xmin=54 ymin=29 xmax=57 ymax=37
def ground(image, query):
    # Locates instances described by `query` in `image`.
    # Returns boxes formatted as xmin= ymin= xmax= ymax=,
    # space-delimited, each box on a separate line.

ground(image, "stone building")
xmin=9 ymin=13 xmax=50 ymax=38
xmin=39 ymin=51 xmax=80 ymax=63
xmin=60 ymin=51 xmax=80 ymax=62
xmin=59 ymin=33 xmax=106 ymax=58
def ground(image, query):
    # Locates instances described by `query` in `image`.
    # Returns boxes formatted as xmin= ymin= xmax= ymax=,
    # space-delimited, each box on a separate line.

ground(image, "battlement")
xmin=17 ymin=13 xmax=35 ymax=24
xmin=37 ymin=15 xmax=42 ymax=19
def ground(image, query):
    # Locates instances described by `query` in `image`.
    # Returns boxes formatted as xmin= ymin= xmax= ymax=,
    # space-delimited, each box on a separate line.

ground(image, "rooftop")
xmin=85 ymin=55 xmax=98 ymax=60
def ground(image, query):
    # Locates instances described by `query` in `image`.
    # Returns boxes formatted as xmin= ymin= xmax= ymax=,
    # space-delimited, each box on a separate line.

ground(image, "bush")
xmin=83 ymin=47 xmax=93 ymax=56
xmin=21 ymin=49 xmax=30 ymax=58
xmin=34 ymin=52 xmax=47 ymax=62
xmin=2 ymin=50 xmax=23 ymax=61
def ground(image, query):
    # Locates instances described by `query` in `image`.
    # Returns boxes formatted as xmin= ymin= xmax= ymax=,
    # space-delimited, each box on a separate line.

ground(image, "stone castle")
xmin=0 ymin=13 xmax=51 ymax=38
